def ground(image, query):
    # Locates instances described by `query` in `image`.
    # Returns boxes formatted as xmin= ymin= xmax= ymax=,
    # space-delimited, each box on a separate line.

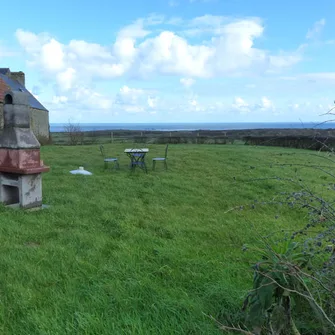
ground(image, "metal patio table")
xmin=124 ymin=148 xmax=149 ymax=173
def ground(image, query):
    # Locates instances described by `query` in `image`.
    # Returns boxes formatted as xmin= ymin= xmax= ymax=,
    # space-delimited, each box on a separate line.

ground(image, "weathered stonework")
xmin=0 ymin=70 xmax=50 ymax=143
xmin=0 ymin=104 xmax=50 ymax=143
xmin=30 ymin=107 xmax=50 ymax=143
xmin=0 ymin=90 xmax=49 ymax=209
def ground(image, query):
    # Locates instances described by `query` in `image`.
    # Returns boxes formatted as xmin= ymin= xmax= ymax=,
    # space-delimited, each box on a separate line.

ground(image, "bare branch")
xmin=256 ymin=271 xmax=335 ymax=329
xmin=204 ymin=314 xmax=256 ymax=335
xmin=64 ymin=120 xmax=84 ymax=145
xmin=319 ymin=104 xmax=335 ymax=116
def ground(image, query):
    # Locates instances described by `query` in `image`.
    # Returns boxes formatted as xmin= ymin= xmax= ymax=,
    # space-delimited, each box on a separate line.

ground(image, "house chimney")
xmin=10 ymin=71 xmax=25 ymax=87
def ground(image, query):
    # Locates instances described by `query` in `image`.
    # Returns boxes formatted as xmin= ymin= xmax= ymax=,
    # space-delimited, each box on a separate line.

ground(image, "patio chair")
xmin=129 ymin=149 xmax=147 ymax=173
xmin=99 ymin=145 xmax=119 ymax=170
xmin=152 ymin=144 xmax=168 ymax=170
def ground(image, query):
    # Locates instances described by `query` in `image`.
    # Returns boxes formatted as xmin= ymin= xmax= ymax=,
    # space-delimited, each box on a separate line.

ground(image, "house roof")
xmin=0 ymin=68 xmax=9 ymax=75
xmin=0 ymin=71 xmax=48 ymax=112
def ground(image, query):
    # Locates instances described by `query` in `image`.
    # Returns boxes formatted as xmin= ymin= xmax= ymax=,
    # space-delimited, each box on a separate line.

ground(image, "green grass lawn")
xmin=0 ymin=143 xmax=329 ymax=334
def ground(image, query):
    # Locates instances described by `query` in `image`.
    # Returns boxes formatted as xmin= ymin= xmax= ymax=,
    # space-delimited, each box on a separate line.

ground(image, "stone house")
xmin=0 ymin=68 xmax=50 ymax=143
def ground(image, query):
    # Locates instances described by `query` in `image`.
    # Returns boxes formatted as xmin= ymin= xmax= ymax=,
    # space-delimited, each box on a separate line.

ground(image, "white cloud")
xmin=49 ymin=83 xmax=156 ymax=120
xmin=41 ymin=39 xmax=65 ymax=71
xmin=68 ymin=40 xmax=111 ymax=59
xmin=189 ymin=98 xmax=198 ymax=107
xmin=180 ymin=77 xmax=195 ymax=87
xmin=232 ymin=97 xmax=249 ymax=112
xmin=117 ymin=19 xmax=151 ymax=40
xmin=112 ymin=85 xmax=159 ymax=115
xmin=306 ymin=19 xmax=326 ymax=40
xmin=13 ymin=15 xmax=328 ymax=122
xmin=116 ymin=85 xmax=145 ymax=104
xmin=52 ymin=95 xmax=68 ymax=104
xmin=147 ymin=96 xmax=157 ymax=108
xmin=269 ymin=53 xmax=301 ymax=70
xmin=182 ymin=15 xmax=227 ymax=36
xmin=289 ymin=103 xmax=300 ymax=110
xmin=16 ymin=29 xmax=49 ymax=54
xmin=232 ymin=96 xmax=275 ymax=113
xmin=135 ymin=31 xmax=215 ymax=78
xmin=16 ymin=14 xmax=302 ymax=89
xmin=51 ymin=86 xmax=113 ymax=114
xmin=56 ymin=67 xmax=76 ymax=91
xmin=259 ymin=96 xmax=275 ymax=110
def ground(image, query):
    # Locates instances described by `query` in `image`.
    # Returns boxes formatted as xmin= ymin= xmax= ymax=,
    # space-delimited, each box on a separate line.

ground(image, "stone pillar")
xmin=0 ymin=89 xmax=49 ymax=210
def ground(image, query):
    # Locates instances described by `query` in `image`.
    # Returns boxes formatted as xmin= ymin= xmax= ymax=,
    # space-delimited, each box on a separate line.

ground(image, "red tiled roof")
xmin=0 ymin=77 xmax=10 ymax=102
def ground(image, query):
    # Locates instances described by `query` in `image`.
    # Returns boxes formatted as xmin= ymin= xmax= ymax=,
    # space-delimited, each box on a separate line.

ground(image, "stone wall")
xmin=0 ymin=103 xmax=3 ymax=128
xmin=30 ymin=108 xmax=50 ymax=143
xmin=0 ymin=103 xmax=50 ymax=143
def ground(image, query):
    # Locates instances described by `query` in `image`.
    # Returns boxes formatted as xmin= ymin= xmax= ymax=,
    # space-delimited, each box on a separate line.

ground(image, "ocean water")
xmin=49 ymin=122 xmax=335 ymax=133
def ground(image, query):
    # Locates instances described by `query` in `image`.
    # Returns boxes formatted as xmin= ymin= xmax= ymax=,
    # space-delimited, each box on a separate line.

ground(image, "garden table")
xmin=124 ymin=148 xmax=149 ymax=173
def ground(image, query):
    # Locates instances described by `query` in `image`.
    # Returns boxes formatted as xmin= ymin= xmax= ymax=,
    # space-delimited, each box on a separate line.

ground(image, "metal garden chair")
xmin=99 ymin=145 xmax=119 ymax=170
xmin=129 ymin=149 xmax=147 ymax=173
xmin=152 ymin=144 xmax=168 ymax=170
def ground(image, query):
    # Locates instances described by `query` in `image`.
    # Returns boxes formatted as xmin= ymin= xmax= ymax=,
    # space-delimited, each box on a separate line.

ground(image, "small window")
xmin=4 ymin=94 xmax=13 ymax=104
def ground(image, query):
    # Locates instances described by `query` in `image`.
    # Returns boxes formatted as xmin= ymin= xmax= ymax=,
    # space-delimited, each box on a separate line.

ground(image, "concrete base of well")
xmin=5 ymin=203 xmax=50 ymax=211
xmin=0 ymin=172 xmax=44 ymax=210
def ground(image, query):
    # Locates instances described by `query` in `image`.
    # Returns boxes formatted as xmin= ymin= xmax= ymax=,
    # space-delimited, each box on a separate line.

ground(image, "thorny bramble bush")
xmin=216 ymin=116 xmax=335 ymax=334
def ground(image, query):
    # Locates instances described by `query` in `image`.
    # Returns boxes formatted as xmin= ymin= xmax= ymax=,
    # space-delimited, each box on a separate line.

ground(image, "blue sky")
xmin=1 ymin=0 xmax=335 ymax=123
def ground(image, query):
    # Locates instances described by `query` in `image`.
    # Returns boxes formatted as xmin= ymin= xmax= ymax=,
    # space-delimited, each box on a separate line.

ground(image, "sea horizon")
xmin=49 ymin=122 xmax=335 ymax=133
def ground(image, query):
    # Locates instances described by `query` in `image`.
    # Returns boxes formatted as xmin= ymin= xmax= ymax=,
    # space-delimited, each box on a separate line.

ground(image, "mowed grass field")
xmin=0 ymin=143 xmax=329 ymax=334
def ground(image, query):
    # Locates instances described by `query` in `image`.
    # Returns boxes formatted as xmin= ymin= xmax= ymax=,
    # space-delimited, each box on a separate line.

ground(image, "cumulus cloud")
xmin=232 ymin=97 xmax=250 ymax=113
xmin=111 ymin=85 xmax=159 ymax=114
xmin=259 ymin=97 xmax=275 ymax=110
xmin=51 ymin=86 xmax=113 ymax=115
xmin=115 ymin=85 xmax=145 ymax=105
xmin=49 ymin=83 xmax=158 ymax=121
xmin=15 ymin=14 xmax=303 ymax=90
xmin=232 ymin=96 xmax=275 ymax=113
xmin=56 ymin=68 xmax=76 ymax=91
xmin=13 ymin=14 xmax=322 ymax=121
